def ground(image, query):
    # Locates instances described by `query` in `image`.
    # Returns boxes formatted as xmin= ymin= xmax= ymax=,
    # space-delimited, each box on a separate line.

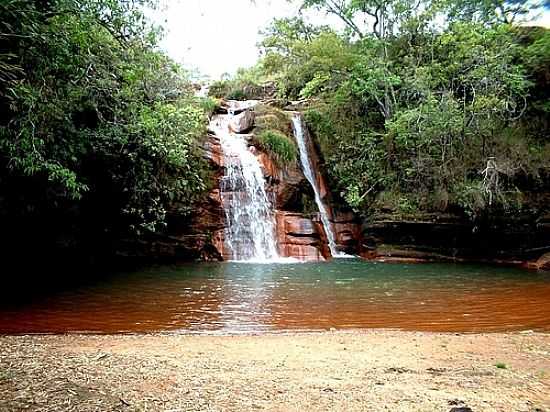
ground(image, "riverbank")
xmin=1 ymin=331 xmax=549 ymax=411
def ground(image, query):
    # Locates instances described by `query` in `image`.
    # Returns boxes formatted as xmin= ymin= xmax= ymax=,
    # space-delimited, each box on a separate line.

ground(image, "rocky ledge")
xmin=360 ymin=213 xmax=550 ymax=269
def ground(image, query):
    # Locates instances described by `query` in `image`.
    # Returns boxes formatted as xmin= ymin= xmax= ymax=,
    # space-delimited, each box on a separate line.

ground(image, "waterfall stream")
xmin=210 ymin=105 xmax=279 ymax=262
xmin=291 ymin=113 xmax=346 ymax=258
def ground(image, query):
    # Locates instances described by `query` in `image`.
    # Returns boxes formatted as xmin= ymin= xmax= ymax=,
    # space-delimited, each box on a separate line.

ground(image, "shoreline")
xmin=2 ymin=330 xmax=549 ymax=411
xmin=1 ymin=327 xmax=550 ymax=337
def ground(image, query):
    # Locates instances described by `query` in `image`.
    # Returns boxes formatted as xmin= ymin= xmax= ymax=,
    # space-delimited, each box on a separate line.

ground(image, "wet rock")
xmin=280 ymin=213 xmax=317 ymax=236
xmin=281 ymin=244 xmax=324 ymax=261
xmin=535 ymin=252 xmax=550 ymax=271
xmin=284 ymin=235 xmax=319 ymax=246
xmin=202 ymin=134 xmax=223 ymax=167
xmin=275 ymin=211 xmax=326 ymax=261
xmin=256 ymin=152 xmax=279 ymax=180
xmin=229 ymin=109 xmax=255 ymax=133
xmin=333 ymin=221 xmax=361 ymax=252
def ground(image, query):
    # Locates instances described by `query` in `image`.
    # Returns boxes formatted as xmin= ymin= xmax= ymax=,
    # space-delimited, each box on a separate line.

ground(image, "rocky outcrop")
xmin=276 ymin=211 xmax=326 ymax=261
xmin=131 ymin=101 xmax=364 ymax=262
xmin=332 ymin=211 xmax=362 ymax=255
xmin=202 ymin=133 xmax=223 ymax=167
xmin=229 ymin=110 xmax=255 ymax=133
xmin=255 ymin=152 xmax=310 ymax=211
xmin=360 ymin=213 xmax=550 ymax=266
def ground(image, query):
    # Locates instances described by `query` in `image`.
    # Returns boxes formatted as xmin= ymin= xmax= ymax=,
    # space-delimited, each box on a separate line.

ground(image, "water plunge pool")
xmin=1 ymin=260 xmax=549 ymax=334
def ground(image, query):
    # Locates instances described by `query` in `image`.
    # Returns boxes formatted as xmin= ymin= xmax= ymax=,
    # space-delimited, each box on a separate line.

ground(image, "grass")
xmin=0 ymin=369 xmax=13 ymax=382
xmin=198 ymin=97 xmax=220 ymax=117
xmin=256 ymin=129 xmax=297 ymax=165
xmin=495 ymin=362 xmax=508 ymax=369
xmin=253 ymin=104 xmax=293 ymax=133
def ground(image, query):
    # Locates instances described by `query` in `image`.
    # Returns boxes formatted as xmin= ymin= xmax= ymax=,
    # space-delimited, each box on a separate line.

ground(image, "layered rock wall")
xmin=360 ymin=213 xmax=550 ymax=267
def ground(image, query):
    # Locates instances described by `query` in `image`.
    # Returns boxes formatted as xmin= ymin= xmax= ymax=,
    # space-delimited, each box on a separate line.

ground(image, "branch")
xmin=324 ymin=0 xmax=365 ymax=39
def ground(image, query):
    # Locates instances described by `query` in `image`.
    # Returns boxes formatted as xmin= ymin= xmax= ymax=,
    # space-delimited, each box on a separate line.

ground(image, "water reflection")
xmin=1 ymin=260 xmax=549 ymax=334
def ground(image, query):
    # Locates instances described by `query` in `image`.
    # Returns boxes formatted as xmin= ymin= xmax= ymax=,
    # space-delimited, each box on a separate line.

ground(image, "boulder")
xmin=218 ymin=99 xmax=259 ymax=115
xmin=229 ymin=109 xmax=255 ymax=133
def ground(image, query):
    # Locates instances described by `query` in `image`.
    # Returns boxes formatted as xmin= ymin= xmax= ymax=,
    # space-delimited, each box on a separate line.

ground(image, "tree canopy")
xmin=0 ymin=0 xmax=212 ymax=262
xmin=258 ymin=0 xmax=549 ymax=219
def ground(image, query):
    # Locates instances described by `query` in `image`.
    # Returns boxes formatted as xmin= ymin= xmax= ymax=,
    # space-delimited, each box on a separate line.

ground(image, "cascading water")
xmin=211 ymin=104 xmax=279 ymax=262
xmin=291 ymin=113 xmax=347 ymax=258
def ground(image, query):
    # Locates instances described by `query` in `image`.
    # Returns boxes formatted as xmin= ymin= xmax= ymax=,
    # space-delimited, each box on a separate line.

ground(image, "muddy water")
xmin=1 ymin=260 xmax=549 ymax=334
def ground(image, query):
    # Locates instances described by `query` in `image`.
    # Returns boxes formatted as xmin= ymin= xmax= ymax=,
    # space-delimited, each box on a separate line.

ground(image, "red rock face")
xmin=185 ymin=110 xmax=363 ymax=261
xmin=332 ymin=211 xmax=362 ymax=254
xmin=275 ymin=211 xmax=327 ymax=261
xmin=203 ymin=134 xmax=223 ymax=168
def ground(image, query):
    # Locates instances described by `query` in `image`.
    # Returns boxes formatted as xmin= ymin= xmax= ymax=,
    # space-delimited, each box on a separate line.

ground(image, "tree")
xmin=0 ymin=0 xmax=211 ymax=261
xmin=443 ymin=0 xmax=544 ymax=24
xmin=260 ymin=1 xmax=548 ymax=218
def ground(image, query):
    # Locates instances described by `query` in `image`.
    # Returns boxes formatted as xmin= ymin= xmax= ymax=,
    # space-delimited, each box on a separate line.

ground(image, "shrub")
xmin=256 ymin=130 xmax=297 ymax=165
xmin=208 ymin=66 xmax=267 ymax=100
xmin=198 ymin=97 xmax=221 ymax=117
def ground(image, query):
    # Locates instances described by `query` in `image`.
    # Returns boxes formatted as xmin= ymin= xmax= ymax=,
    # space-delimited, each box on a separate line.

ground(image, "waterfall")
xmin=210 ymin=107 xmax=279 ymax=262
xmin=291 ymin=113 xmax=346 ymax=258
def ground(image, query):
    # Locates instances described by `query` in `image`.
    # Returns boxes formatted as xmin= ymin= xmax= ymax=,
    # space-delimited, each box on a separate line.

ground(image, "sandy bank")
xmin=1 ymin=331 xmax=549 ymax=411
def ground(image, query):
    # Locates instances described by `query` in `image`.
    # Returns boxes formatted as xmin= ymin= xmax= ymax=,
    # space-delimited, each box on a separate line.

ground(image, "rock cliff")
xmin=154 ymin=100 xmax=363 ymax=261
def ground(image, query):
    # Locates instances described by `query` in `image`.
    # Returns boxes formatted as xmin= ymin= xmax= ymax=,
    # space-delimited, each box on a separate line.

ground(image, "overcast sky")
xmin=149 ymin=0 xmax=550 ymax=80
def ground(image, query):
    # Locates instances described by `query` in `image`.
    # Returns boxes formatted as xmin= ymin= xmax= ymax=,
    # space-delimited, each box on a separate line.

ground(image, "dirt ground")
xmin=1 ymin=330 xmax=549 ymax=412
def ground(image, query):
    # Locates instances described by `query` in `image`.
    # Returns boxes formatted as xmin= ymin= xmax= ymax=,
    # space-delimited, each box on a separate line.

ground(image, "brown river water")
xmin=1 ymin=260 xmax=549 ymax=334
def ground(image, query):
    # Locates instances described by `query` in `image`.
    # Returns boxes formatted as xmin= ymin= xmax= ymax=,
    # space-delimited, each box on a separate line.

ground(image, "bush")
xmin=208 ymin=65 xmax=267 ymax=100
xmin=256 ymin=130 xmax=297 ymax=165
xmin=198 ymin=97 xmax=221 ymax=117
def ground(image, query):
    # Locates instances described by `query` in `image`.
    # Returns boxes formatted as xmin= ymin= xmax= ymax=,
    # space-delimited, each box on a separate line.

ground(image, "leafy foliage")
xmin=256 ymin=130 xmax=298 ymax=165
xmin=260 ymin=1 xmax=550 ymax=220
xmin=208 ymin=65 xmax=267 ymax=100
xmin=0 ymin=0 xmax=211 ymax=259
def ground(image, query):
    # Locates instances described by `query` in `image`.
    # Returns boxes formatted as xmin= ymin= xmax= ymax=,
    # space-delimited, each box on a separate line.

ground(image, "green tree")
xmin=0 ymin=0 xmax=211 ymax=261
xmin=260 ymin=1 xmax=549 ymax=219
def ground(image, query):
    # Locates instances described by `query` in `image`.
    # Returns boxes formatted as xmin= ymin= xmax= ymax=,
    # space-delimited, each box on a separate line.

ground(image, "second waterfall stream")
xmin=291 ymin=113 xmax=347 ymax=258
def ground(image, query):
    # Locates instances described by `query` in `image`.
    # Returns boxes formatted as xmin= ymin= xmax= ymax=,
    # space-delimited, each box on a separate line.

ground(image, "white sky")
xmin=149 ymin=0 xmax=339 ymax=79
xmin=149 ymin=0 xmax=550 ymax=80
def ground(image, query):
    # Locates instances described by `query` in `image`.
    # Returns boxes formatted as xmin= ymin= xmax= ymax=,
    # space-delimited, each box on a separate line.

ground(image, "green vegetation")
xmin=256 ymin=130 xmax=298 ymax=165
xmin=209 ymin=66 xmax=268 ymax=100
xmin=1 ymin=0 xmax=549 ymax=264
xmin=259 ymin=0 xmax=550 ymax=220
xmin=252 ymin=103 xmax=298 ymax=165
xmin=495 ymin=362 xmax=508 ymax=369
xmin=0 ymin=0 xmax=211 ymax=262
